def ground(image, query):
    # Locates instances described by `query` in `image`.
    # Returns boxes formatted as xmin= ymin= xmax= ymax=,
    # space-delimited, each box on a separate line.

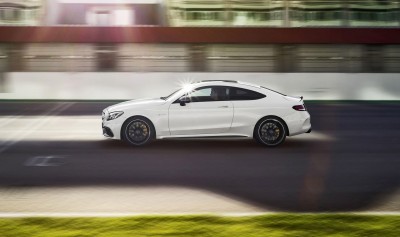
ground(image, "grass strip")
xmin=0 ymin=214 xmax=399 ymax=237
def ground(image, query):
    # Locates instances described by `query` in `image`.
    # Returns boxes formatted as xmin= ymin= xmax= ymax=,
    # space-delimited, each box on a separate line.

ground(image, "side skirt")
xmin=157 ymin=134 xmax=250 ymax=139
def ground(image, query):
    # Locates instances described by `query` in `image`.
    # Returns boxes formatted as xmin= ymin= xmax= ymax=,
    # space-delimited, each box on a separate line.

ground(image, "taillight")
xmin=293 ymin=104 xmax=306 ymax=111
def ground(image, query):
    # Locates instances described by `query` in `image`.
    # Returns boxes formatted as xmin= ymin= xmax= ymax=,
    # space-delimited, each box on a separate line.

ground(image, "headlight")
xmin=107 ymin=111 xmax=124 ymax=121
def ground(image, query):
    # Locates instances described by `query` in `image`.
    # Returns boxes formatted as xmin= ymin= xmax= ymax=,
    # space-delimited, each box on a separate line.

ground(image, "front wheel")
xmin=122 ymin=117 xmax=155 ymax=146
xmin=254 ymin=118 xmax=286 ymax=147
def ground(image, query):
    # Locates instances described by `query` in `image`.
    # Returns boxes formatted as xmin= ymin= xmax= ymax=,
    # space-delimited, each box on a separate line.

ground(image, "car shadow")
xmin=1 ymin=136 xmax=398 ymax=212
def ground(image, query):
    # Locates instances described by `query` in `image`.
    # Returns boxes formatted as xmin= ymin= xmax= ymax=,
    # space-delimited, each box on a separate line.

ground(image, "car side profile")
xmin=102 ymin=80 xmax=311 ymax=147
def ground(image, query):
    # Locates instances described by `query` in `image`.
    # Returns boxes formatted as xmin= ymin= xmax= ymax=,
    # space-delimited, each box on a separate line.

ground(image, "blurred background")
xmin=2 ymin=0 xmax=400 ymax=27
xmin=0 ymin=0 xmax=400 ymax=99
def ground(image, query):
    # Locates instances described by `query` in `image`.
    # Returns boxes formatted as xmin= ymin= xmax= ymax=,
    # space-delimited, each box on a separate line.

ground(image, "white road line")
xmin=0 ymin=186 xmax=398 ymax=216
xmin=0 ymin=114 xmax=23 ymax=128
xmin=0 ymin=105 xmax=39 ymax=128
xmin=0 ymin=212 xmax=398 ymax=218
xmin=0 ymin=212 xmax=271 ymax=218
xmin=0 ymin=103 xmax=74 ymax=154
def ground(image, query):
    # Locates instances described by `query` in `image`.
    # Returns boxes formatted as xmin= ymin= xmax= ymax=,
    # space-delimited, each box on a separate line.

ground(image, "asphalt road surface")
xmin=0 ymin=101 xmax=399 ymax=213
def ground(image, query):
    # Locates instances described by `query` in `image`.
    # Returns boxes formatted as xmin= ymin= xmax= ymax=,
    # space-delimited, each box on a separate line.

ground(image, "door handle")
xmin=218 ymin=106 xmax=229 ymax=108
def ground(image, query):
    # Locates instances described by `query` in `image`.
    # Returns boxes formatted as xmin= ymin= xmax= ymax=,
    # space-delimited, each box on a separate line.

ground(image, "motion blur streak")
xmin=0 ymin=103 xmax=73 ymax=153
xmin=299 ymin=110 xmax=336 ymax=210
xmin=0 ymin=116 xmax=331 ymax=142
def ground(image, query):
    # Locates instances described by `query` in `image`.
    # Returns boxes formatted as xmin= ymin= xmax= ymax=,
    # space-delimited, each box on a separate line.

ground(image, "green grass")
xmin=0 ymin=214 xmax=399 ymax=237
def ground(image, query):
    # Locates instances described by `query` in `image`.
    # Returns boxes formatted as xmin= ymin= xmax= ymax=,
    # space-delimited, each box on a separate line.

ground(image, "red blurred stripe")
xmin=0 ymin=26 xmax=399 ymax=44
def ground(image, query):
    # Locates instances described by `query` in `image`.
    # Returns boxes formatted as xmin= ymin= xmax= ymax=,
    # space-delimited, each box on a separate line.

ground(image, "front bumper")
xmin=102 ymin=109 xmax=123 ymax=140
xmin=102 ymin=126 xmax=114 ymax=137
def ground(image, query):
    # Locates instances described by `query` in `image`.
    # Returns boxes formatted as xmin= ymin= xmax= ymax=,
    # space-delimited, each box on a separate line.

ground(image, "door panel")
xmin=169 ymin=101 xmax=233 ymax=135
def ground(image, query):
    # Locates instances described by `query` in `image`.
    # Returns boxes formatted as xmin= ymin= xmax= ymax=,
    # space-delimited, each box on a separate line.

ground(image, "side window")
xmin=229 ymin=87 xmax=266 ymax=100
xmin=189 ymin=87 xmax=212 ymax=98
xmin=188 ymin=86 xmax=229 ymax=102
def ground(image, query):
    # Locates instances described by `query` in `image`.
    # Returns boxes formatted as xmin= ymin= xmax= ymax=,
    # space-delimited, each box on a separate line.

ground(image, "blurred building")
xmin=0 ymin=0 xmax=44 ymax=25
xmin=0 ymin=0 xmax=399 ymax=75
xmin=166 ymin=0 xmax=400 ymax=27
xmin=1 ymin=0 xmax=399 ymax=27
xmin=46 ymin=0 xmax=163 ymax=26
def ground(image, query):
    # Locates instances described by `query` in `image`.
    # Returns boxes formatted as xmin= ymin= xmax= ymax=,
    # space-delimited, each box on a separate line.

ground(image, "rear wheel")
xmin=122 ymin=117 xmax=155 ymax=146
xmin=254 ymin=117 xmax=286 ymax=147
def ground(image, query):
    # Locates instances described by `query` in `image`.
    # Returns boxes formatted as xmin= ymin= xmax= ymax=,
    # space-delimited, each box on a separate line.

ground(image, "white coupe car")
xmin=102 ymin=80 xmax=311 ymax=147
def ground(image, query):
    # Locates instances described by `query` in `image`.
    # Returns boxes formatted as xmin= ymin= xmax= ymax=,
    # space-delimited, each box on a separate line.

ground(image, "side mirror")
xmin=179 ymin=96 xmax=190 ymax=106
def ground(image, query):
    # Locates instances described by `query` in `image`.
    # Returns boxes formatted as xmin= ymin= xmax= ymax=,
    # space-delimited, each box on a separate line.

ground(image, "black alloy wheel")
xmin=255 ymin=118 xmax=286 ymax=147
xmin=122 ymin=117 xmax=155 ymax=146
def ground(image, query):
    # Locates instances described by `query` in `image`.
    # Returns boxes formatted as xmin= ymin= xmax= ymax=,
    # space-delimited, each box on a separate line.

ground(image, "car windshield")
xmin=160 ymin=88 xmax=181 ymax=100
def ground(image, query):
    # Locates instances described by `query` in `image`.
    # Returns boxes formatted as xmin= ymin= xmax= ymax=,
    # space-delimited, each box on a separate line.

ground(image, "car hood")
xmin=106 ymin=98 xmax=165 ymax=112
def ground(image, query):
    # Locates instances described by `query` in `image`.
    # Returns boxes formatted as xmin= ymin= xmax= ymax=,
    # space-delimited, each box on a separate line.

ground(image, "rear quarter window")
xmin=229 ymin=87 xmax=266 ymax=100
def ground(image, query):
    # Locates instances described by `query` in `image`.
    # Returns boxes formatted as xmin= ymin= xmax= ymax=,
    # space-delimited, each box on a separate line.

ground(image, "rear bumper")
xmin=286 ymin=111 xmax=311 ymax=136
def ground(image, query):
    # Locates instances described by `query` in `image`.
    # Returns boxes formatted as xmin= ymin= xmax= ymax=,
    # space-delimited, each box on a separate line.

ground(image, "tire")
xmin=254 ymin=117 xmax=286 ymax=147
xmin=121 ymin=116 xmax=155 ymax=146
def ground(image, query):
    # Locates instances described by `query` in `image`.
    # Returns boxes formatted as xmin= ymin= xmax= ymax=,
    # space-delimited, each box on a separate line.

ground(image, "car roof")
xmin=192 ymin=80 xmax=286 ymax=96
xmin=193 ymin=80 xmax=261 ymax=88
